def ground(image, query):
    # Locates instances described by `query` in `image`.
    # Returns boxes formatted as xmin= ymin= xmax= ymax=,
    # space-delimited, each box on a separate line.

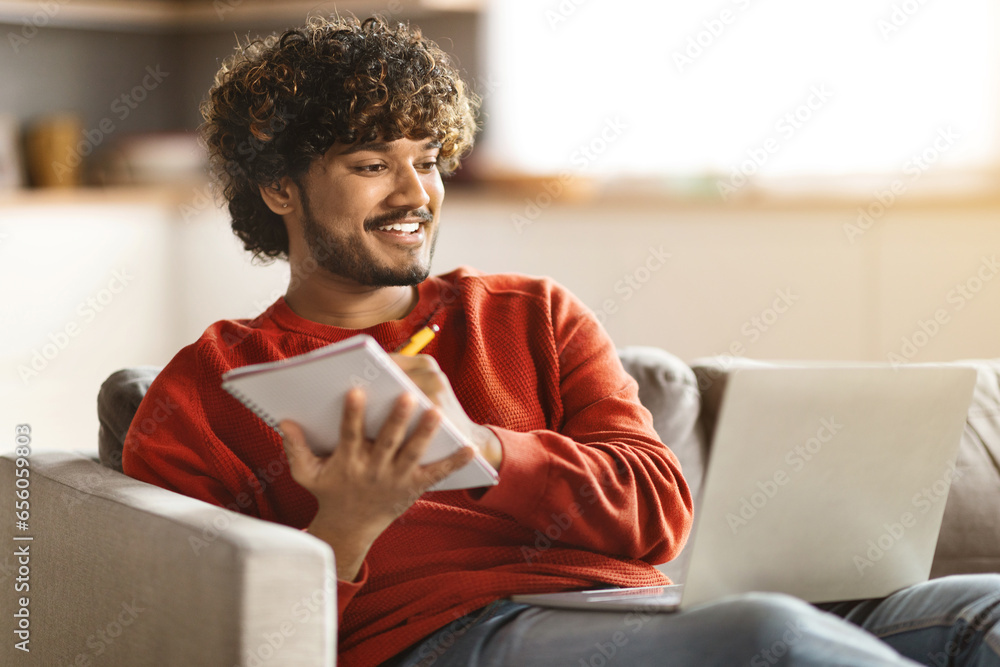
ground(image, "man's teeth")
xmin=376 ymin=222 xmax=420 ymax=232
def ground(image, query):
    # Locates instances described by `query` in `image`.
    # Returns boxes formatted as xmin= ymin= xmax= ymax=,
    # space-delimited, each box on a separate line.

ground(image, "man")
xmin=123 ymin=15 xmax=1000 ymax=667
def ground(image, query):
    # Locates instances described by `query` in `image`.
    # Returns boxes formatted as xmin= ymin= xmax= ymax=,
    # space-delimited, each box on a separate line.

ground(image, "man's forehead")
xmin=333 ymin=137 xmax=442 ymax=156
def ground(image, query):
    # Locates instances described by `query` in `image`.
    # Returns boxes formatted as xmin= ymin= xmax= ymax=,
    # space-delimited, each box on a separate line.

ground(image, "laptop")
xmin=511 ymin=364 xmax=976 ymax=612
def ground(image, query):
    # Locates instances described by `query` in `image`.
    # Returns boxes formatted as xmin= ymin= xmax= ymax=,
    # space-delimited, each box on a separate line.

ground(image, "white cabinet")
xmin=1 ymin=189 xmax=287 ymax=453
xmin=4 ymin=187 xmax=999 ymax=453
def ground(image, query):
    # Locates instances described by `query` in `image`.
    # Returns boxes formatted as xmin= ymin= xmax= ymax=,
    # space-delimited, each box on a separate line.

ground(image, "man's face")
xmin=293 ymin=136 xmax=444 ymax=287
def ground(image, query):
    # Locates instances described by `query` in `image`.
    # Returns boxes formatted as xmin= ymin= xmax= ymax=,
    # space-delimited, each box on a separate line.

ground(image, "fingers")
xmin=389 ymin=353 xmax=439 ymax=373
xmin=419 ymin=445 xmax=477 ymax=488
xmin=392 ymin=405 xmax=441 ymax=471
xmin=283 ymin=386 xmax=469 ymax=500
xmin=338 ymin=387 xmax=366 ymax=457
xmin=396 ymin=409 xmax=474 ymax=494
xmin=390 ymin=353 xmax=443 ymax=388
xmin=389 ymin=353 xmax=450 ymax=407
xmin=279 ymin=419 xmax=319 ymax=481
xmin=372 ymin=392 xmax=417 ymax=458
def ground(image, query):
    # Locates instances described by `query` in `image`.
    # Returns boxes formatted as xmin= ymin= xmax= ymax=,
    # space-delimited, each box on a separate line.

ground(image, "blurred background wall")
xmin=2 ymin=0 xmax=998 ymax=451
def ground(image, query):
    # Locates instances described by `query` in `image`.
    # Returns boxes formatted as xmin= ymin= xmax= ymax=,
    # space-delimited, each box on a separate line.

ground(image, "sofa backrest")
xmin=97 ymin=352 xmax=1000 ymax=582
xmin=98 ymin=349 xmax=710 ymax=492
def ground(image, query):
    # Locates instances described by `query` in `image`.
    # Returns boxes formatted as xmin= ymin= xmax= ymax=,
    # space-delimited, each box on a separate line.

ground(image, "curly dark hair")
xmin=199 ymin=15 xmax=480 ymax=261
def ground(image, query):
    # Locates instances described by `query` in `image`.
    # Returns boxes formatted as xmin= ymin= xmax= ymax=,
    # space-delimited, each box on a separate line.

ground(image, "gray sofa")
xmin=2 ymin=349 xmax=999 ymax=666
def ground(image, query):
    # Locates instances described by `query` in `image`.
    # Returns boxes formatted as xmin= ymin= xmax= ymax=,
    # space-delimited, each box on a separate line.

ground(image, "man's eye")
xmin=355 ymin=164 xmax=386 ymax=173
xmin=418 ymin=160 xmax=439 ymax=171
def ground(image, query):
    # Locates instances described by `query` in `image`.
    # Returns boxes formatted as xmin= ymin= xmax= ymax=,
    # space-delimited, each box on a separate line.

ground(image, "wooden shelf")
xmin=4 ymin=178 xmax=1000 ymax=215
xmin=0 ymin=183 xmax=206 ymax=207
xmin=0 ymin=0 xmax=480 ymax=33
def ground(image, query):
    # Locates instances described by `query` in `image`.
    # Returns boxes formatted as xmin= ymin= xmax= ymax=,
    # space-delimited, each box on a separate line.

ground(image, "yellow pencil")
xmin=398 ymin=324 xmax=439 ymax=356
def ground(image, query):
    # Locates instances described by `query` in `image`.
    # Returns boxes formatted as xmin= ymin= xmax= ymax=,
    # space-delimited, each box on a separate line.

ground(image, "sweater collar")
xmin=258 ymin=276 xmax=446 ymax=352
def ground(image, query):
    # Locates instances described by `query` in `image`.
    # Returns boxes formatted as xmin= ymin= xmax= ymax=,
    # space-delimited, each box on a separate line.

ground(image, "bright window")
xmin=480 ymin=0 xmax=1000 ymax=193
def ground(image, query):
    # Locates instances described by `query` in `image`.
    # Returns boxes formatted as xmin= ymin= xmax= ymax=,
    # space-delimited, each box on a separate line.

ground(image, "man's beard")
xmin=298 ymin=188 xmax=437 ymax=287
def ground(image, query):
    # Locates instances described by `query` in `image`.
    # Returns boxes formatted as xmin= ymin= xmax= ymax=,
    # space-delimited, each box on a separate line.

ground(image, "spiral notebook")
xmin=221 ymin=334 xmax=499 ymax=491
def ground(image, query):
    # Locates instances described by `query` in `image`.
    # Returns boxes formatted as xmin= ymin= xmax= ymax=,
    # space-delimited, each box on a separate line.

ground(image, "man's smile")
xmin=366 ymin=209 xmax=433 ymax=246
xmin=370 ymin=221 xmax=427 ymax=246
xmin=375 ymin=221 xmax=421 ymax=233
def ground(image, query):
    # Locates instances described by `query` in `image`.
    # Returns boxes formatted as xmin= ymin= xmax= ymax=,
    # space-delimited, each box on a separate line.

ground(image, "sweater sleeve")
xmin=471 ymin=285 xmax=693 ymax=565
xmin=122 ymin=342 xmax=258 ymax=515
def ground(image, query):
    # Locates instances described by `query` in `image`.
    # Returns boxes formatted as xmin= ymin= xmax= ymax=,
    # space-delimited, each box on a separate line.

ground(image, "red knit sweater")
xmin=123 ymin=266 xmax=693 ymax=666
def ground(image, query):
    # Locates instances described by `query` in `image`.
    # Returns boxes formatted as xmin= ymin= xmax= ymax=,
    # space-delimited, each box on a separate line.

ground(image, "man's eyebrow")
xmin=338 ymin=139 xmax=442 ymax=156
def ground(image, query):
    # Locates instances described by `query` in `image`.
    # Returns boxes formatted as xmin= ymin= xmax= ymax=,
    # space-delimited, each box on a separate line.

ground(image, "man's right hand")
xmin=279 ymin=388 xmax=475 ymax=582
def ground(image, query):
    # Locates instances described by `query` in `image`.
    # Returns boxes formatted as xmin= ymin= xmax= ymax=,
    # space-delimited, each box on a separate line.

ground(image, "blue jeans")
xmin=386 ymin=575 xmax=1000 ymax=666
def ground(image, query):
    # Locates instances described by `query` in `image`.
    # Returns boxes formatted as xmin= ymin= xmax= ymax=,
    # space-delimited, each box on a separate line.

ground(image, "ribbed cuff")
xmin=337 ymin=561 xmax=369 ymax=617
xmin=469 ymin=427 xmax=550 ymax=521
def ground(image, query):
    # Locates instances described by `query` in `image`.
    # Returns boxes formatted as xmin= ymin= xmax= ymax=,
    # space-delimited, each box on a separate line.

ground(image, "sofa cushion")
xmin=933 ymin=360 xmax=1000 ymax=577
xmin=97 ymin=366 xmax=161 ymax=472
xmin=689 ymin=357 xmax=1000 ymax=579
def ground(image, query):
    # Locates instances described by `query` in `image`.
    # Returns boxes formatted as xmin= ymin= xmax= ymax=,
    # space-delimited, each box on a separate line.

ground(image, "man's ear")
xmin=258 ymin=177 xmax=299 ymax=215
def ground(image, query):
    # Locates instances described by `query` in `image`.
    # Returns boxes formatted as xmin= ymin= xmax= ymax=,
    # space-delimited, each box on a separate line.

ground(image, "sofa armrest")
xmin=1 ymin=452 xmax=335 ymax=667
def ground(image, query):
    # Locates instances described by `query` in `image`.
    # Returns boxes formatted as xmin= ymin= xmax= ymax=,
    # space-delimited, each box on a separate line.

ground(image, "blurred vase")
xmin=0 ymin=115 xmax=24 ymax=190
xmin=26 ymin=114 xmax=83 ymax=188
